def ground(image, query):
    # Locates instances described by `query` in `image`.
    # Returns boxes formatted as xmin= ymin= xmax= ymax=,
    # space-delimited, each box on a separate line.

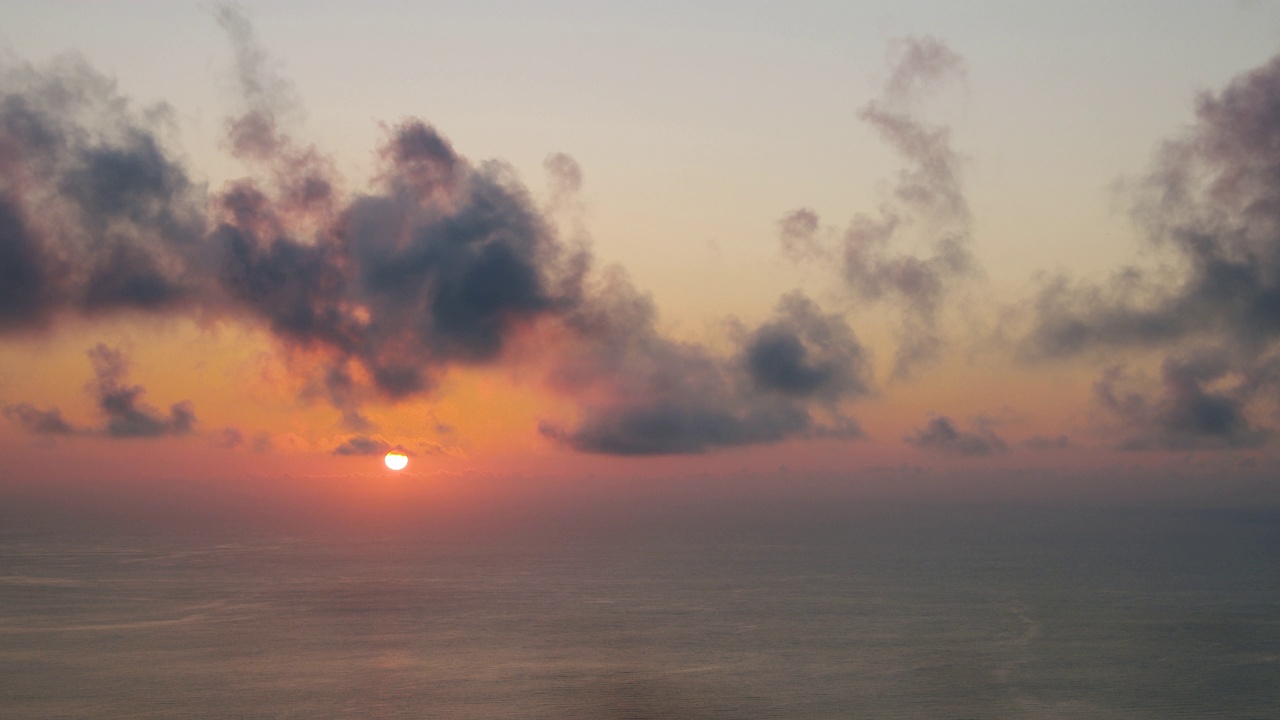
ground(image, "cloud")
xmin=541 ymin=404 xmax=810 ymax=456
xmin=744 ymin=292 xmax=872 ymax=399
xmin=204 ymin=8 xmax=589 ymax=403
xmin=778 ymin=36 xmax=977 ymax=378
xmin=1093 ymin=353 xmax=1271 ymax=451
xmin=87 ymin=344 xmax=196 ymax=438
xmin=904 ymin=415 xmax=1008 ymax=456
xmin=212 ymin=1 xmax=297 ymax=122
xmin=0 ymin=5 xmax=878 ymax=456
xmin=212 ymin=425 xmax=276 ymax=452
xmin=0 ymin=195 xmax=57 ymax=331
xmin=213 ymin=426 xmax=244 ymax=449
xmin=333 ymin=435 xmax=395 ymax=456
xmin=245 ymin=431 xmax=274 ymax=453
xmin=1028 ymin=55 xmax=1280 ymax=358
xmin=882 ymin=35 xmax=968 ymax=104
xmin=543 ymin=152 xmax=583 ymax=208
xmin=4 ymin=345 xmax=196 ymax=439
xmin=542 ymin=284 xmax=868 ymax=455
xmin=777 ymin=207 xmax=825 ymax=264
xmin=0 ymin=54 xmax=206 ymax=332
xmin=2 ymin=403 xmax=79 ymax=435
xmin=1021 ymin=52 xmax=1280 ymax=449
xmin=0 ymin=8 xmax=581 ymax=399
xmin=1020 ymin=434 xmax=1071 ymax=451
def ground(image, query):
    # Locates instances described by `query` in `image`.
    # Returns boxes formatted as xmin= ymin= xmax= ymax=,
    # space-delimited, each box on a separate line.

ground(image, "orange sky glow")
xmin=3 ymin=2 xmax=1280 ymax=509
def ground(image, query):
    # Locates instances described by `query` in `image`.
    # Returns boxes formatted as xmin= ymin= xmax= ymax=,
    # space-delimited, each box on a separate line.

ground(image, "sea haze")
xmin=2 ymin=481 xmax=1278 ymax=719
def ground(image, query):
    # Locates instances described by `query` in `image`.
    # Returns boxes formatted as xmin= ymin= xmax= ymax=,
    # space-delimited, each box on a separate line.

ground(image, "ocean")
xmin=2 ymin=495 xmax=1278 ymax=719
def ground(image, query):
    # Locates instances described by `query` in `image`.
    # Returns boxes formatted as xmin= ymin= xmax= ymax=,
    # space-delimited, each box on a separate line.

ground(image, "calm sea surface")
xmin=2 ymin=500 xmax=1278 ymax=718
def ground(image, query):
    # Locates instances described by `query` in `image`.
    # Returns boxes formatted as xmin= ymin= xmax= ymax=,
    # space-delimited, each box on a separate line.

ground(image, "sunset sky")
xmin=4 ymin=1 xmax=1280 ymax=505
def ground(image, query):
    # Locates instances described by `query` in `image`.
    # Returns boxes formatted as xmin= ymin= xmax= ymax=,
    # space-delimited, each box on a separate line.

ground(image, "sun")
xmin=383 ymin=451 xmax=408 ymax=471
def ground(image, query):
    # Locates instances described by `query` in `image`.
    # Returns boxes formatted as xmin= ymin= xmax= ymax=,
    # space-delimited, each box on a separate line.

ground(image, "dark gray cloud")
xmin=81 ymin=241 xmax=189 ymax=313
xmin=87 ymin=344 xmax=196 ymax=438
xmin=541 ymin=402 xmax=812 ymax=456
xmin=0 ymin=8 xmax=581 ymax=406
xmin=213 ymin=426 xmax=244 ymax=449
xmin=0 ymin=12 xmax=581 ymax=425
xmin=1022 ymin=52 xmax=1280 ymax=449
xmin=0 ymin=5 xmax=878 ymax=456
xmin=0 ymin=55 xmax=205 ymax=331
xmin=215 ymin=4 xmax=336 ymax=220
xmin=4 ymin=345 xmax=195 ymax=439
xmin=2 ymin=403 xmax=78 ymax=435
xmin=1093 ymin=353 xmax=1271 ymax=451
xmin=904 ymin=416 xmax=1008 ymax=456
xmin=336 ymin=121 xmax=587 ymax=403
xmin=61 ymin=128 xmax=203 ymax=245
xmin=779 ymin=36 xmax=976 ymax=378
xmin=1029 ymin=55 xmax=1280 ymax=358
xmin=332 ymin=436 xmax=393 ymax=456
xmin=1021 ymin=434 xmax=1071 ymax=451
xmin=212 ymin=219 xmax=355 ymax=350
xmin=542 ymin=285 xmax=868 ymax=455
xmin=0 ymin=194 xmax=56 ymax=331
xmin=745 ymin=292 xmax=871 ymax=399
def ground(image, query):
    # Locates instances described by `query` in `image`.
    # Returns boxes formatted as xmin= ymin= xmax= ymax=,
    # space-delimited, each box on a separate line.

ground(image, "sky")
xmin=4 ymin=1 xmax=1280 ymax=508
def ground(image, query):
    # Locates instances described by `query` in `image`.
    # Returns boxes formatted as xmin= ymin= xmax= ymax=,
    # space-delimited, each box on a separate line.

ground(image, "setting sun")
xmin=384 ymin=451 xmax=408 ymax=471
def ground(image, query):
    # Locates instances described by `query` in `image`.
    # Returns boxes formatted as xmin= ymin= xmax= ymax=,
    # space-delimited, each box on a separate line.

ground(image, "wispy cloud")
xmin=2 ymin=403 xmax=79 ymax=436
xmin=778 ymin=36 xmax=977 ymax=379
xmin=88 ymin=344 xmax=196 ymax=438
xmin=904 ymin=415 xmax=1007 ymax=457
xmin=1022 ymin=53 xmax=1280 ymax=450
xmin=4 ymin=345 xmax=194 ymax=439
